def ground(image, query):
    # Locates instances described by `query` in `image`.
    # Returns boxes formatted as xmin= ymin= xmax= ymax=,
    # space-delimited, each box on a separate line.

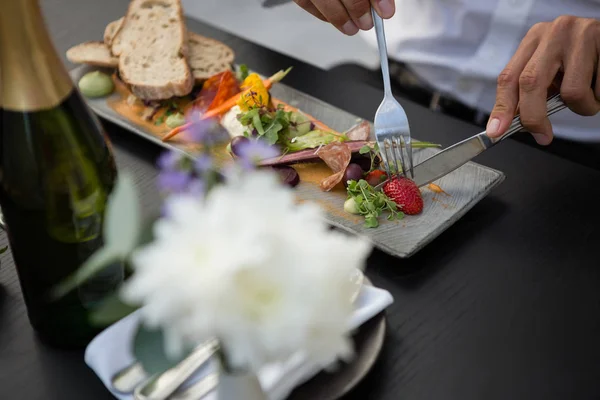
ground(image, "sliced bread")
xmin=104 ymin=17 xmax=124 ymax=46
xmin=111 ymin=0 xmax=193 ymax=100
xmin=187 ymin=32 xmax=235 ymax=82
xmin=104 ymin=19 xmax=235 ymax=83
xmin=66 ymin=41 xmax=118 ymax=68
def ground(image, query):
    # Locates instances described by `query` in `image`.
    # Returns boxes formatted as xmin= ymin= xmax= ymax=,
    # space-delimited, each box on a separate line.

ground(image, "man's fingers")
xmin=518 ymin=36 xmax=563 ymax=145
xmin=293 ymin=0 xmax=326 ymax=21
xmin=340 ymin=0 xmax=372 ymax=30
xmin=310 ymin=0 xmax=359 ymax=35
xmin=371 ymin=0 xmax=395 ymax=20
xmin=595 ymin=60 xmax=600 ymax=102
xmin=559 ymin=21 xmax=600 ymax=116
xmin=294 ymin=0 xmax=393 ymax=32
xmin=487 ymin=25 xmax=542 ymax=137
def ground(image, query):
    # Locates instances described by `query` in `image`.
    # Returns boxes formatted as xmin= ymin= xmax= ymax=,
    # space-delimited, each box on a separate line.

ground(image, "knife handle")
xmin=488 ymin=94 xmax=567 ymax=145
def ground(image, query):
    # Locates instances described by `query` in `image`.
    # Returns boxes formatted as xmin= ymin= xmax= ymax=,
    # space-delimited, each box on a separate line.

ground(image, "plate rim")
xmin=286 ymin=276 xmax=387 ymax=400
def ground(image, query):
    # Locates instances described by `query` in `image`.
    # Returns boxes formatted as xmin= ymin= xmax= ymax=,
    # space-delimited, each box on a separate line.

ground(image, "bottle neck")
xmin=0 ymin=0 xmax=73 ymax=112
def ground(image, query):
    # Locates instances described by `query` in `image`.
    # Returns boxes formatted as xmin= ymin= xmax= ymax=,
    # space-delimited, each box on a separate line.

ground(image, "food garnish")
xmin=383 ymin=177 xmax=424 ymax=215
xmin=346 ymin=180 xmax=404 ymax=228
xmin=237 ymin=64 xmax=250 ymax=81
xmin=78 ymin=71 xmax=114 ymax=98
xmin=365 ymin=169 xmax=387 ymax=186
xmin=238 ymin=102 xmax=348 ymax=152
xmin=427 ymin=183 xmax=450 ymax=196
xmin=238 ymin=103 xmax=293 ymax=145
xmin=165 ymin=113 xmax=186 ymax=129
xmin=238 ymin=73 xmax=269 ymax=111
xmin=271 ymin=98 xmax=340 ymax=135
xmin=192 ymin=70 xmax=241 ymax=114
xmin=161 ymin=68 xmax=292 ymax=142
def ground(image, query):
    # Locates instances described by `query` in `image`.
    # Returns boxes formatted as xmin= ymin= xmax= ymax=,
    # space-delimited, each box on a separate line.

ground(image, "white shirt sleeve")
xmin=359 ymin=0 xmax=600 ymax=140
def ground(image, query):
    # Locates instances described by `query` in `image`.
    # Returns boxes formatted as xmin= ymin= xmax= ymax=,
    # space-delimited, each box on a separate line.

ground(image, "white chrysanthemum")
xmin=121 ymin=170 xmax=372 ymax=372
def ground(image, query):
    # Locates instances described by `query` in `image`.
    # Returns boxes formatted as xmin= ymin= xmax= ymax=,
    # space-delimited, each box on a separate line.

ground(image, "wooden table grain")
xmin=2 ymin=1 xmax=600 ymax=399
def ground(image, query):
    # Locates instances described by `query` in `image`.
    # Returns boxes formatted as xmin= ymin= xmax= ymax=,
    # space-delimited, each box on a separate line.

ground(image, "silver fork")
xmin=371 ymin=8 xmax=413 ymax=179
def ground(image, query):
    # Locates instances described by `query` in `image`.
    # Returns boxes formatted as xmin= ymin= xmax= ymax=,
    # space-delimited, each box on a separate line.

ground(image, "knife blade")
xmin=404 ymin=93 xmax=567 ymax=188
xmin=411 ymin=132 xmax=493 ymax=187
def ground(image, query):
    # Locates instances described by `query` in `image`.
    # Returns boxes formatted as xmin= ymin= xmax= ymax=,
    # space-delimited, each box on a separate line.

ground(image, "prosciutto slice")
xmin=258 ymin=140 xmax=369 ymax=167
xmin=316 ymin=142 xmax=352 ymax=191
xmin=344 ymin=120 xmax=371 ymax=141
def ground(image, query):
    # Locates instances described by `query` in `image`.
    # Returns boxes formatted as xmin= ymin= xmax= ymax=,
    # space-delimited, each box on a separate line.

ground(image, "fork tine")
xmin=380 ymin=139 xmax=392 ymax=177
xmin=393 ymin=136 xmax=406 ymax=178
xmin=404 ymin=136 xmax=414 ymax=179
xmin=388 ymin=138 xmax=401 ymax=178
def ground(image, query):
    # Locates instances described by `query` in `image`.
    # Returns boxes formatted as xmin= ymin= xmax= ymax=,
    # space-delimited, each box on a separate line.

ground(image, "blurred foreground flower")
xmin=121 ymin=169 xmax=372 ymax=372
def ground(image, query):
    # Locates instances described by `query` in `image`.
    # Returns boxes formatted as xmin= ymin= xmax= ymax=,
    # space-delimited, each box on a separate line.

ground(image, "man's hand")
xmin=487 ymin=16 xmax=600 ymax=145
xmin=293 ymin=0 xmax=395 ymax=35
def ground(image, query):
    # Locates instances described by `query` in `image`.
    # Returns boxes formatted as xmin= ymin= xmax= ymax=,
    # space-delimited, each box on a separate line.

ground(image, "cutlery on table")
xmin=111 ymin=269 xmax=365 ymax=398
xmin=386 ymin=94 xmax=567 ymax=189
xmin=168 ymin=373 xmax=218 ymax=400
xmin=112 ymin=362 xmax=149 ymax=394
xmin=133 ymin=338 xmax=219 ymax=400
xmin=371 ymin=7 xmax=414 ymax=180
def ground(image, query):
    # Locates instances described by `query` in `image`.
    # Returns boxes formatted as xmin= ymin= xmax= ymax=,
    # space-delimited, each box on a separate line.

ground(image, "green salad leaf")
xmin=238 ymin=104 xmax=348 ymax=152
xmin=286 ymin=130 xmax=347 ymax=152
xmin=346 ymin=179 xmax=404 ymax=228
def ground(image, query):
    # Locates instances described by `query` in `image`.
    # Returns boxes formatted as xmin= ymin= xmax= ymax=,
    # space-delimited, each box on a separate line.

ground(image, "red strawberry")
xmin=365 ymin=169 xmax=387 ymax=187
xmin=383 ymin=177 xmax=423 ymax=215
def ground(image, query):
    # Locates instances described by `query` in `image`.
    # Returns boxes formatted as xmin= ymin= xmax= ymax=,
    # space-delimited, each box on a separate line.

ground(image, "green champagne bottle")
xmin=0 ymin=0 xmax=123 ymax=348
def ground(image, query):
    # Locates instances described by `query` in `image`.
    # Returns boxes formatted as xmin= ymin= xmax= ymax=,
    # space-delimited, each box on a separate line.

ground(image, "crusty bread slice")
xmin=67 ymin=34 xmax=237 ymax=86
xmin=66 ymin=41 xmax=119 ymax=68
xmin=104 ymin=18 xmax=235 ymax=84
xmin=187 ymin=32 xmax=235 ymax=82
xmin=104 ymin=17 xmax=124 ymax=47
xmin=112 ymin=0 xmax=193 ymax=100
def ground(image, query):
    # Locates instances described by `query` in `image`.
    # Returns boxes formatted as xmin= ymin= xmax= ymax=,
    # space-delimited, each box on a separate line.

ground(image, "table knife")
xmin=410 ymin=94 xmax=566 ymax=187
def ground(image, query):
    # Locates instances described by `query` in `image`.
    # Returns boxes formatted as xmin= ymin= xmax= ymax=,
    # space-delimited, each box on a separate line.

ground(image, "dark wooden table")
xmin=2 ymin=1 xmax=600 ymax=399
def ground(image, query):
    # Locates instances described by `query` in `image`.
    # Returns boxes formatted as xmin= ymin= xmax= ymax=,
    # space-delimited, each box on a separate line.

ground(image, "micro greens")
xmin=238 ymin=103 xmax=291 ymax=145
xmin=359 ymin=140 xmax=441 ymax=174
xmin=359 ymin=142 xmax=380 ymax=173
xmin=237 ymin=64 xmax=250 ymax=81
xmin=346 ymin=179 xmax=404 ymax=228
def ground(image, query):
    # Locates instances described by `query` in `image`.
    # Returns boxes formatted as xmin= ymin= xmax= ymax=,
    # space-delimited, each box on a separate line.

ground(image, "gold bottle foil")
xmin=0 ymin=0 xmax=73 ymax=111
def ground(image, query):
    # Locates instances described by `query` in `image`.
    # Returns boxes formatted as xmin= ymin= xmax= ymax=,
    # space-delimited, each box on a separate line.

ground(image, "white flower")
xmin=121 ymin=170 xmax=373 ymax=372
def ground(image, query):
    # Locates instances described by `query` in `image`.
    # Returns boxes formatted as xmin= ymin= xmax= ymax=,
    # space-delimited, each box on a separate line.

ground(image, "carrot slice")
xmin=427 ymin=183 xmax=450 ymax=196
xmin=193 ymin=70 xmax=240 ymax=113
xmin=162 ymin=68 xmax=292 ymax=142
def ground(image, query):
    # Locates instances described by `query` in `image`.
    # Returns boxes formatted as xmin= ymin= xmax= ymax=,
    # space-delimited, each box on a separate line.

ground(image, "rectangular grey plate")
xmin=69 ymin=65 xmax=504 ymax=258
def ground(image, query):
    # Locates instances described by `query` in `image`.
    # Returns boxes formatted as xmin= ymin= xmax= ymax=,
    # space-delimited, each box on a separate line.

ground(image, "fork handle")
xmin=372 ymin=9 xmax=393 ymax=97
xmin=488 ymin=94 xmax=567 ymax=144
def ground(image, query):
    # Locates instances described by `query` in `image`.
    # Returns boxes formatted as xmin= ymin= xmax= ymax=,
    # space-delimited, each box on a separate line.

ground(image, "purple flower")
xmin=235 ymin=139 xmax=280 ymax=169
xmin=186 ymin=111 xmax=214 ymax=144
xmin=186 ymin=179 xmax=205 ymax=196
xmin=157 ymin=150 xmax=183 ymax=171
xmin=158 ymin=170 xmax=192 ymax=193
xmin=194 ymin=154 xmax=213 ymax=174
